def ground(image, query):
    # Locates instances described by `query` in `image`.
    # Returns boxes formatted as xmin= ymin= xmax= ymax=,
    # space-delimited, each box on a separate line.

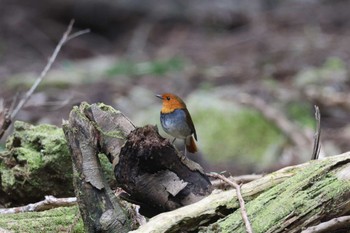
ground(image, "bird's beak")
xmin=155 ymin=94 xmax=163 ymax=100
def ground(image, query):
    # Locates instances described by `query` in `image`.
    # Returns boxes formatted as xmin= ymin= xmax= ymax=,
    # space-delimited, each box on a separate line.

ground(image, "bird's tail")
xmin=185 ymin=135 xmax=197 ymax=153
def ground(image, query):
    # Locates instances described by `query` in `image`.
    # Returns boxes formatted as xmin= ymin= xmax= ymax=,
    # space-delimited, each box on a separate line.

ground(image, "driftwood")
xmin=63 ymin=102 xmax=212 ymax=232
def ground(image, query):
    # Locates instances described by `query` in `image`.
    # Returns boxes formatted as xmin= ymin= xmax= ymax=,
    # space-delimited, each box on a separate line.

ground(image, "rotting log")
xmin=115 ymin=125 xmax=212 ymax=217
xmin=63 ymin=102 xmax=134 ymax=233
xmin=62 ymin=102 xmax=212 ymax=231
xmin=131 ymin=152 xmax=350 ymax=233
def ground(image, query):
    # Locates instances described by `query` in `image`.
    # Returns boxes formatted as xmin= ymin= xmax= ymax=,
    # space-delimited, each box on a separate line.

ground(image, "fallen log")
xmin=63 ymin=102 xmax=350 ymax=233
xmin=132 ymin=152 xmax=350 ymax=233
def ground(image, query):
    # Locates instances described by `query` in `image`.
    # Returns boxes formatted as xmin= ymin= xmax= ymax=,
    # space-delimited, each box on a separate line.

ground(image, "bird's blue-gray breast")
xmin=160 ymin=109 xmax=192 ymax=139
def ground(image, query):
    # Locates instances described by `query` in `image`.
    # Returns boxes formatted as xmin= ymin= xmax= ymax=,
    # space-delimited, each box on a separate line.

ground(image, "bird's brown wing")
xmin=184 ymin=108 xmax=197 ymax=141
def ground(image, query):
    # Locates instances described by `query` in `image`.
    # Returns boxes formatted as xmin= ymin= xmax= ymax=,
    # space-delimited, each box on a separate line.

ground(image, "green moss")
xmin=287 ymin=102 xmax=314 ymax=128
xmin=0 ymin=206 xmax=84 ymax=233
xmin=1 ymin=169 xmax=16 ymax=187
xmin=295 ymin=56 xmax=347 ymax=87
xmin=193 ymin=107 xmax=282 ymax=165
xmin=99 ymin=153 xmax=116 ymax=186
xmin=323 ymin=57 xmax=345 ymax=70
xmin=1 ymin=121 xmax=74 ymax=204
xmin=98 ymin=102 xmax=120 ymax=113
xmin=204 ymin=159 xmax=350 ymax=232
xmin=1 ymin=106 xmax=122 ymax=205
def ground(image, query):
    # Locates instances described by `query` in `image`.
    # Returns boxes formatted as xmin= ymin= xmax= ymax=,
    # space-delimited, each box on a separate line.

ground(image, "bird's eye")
xmin=166 ymin=97 xmax=170 ymax=100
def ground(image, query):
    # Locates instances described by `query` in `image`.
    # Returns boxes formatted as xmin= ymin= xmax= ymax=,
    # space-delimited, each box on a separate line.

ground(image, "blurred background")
xmin=1 ymin=0 xmax=350 ymax=175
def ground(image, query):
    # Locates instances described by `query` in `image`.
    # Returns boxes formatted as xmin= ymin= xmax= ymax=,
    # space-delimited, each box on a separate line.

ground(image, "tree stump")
xmin=63 ymin=102 xmax=212 ymax=231
xmin=63 ymin=102 xmax=134 ymax=233
xmin=115 ymin=125 xmax=212 ymax=217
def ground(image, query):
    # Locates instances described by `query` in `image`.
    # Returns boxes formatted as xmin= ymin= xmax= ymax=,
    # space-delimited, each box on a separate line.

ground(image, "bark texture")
xmin=63 ymin=102 xmax=134 ymax=233
xmin=131 ymin=152 xmax=350 ymax=233
xmin=115 ymin=125 xmax=212 ymax=217
xmin=62 ymin=102 xmax=211 ymax=231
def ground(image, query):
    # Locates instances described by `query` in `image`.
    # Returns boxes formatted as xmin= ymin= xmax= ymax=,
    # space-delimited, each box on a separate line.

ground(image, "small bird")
xmin=156 ymin=93 xmax=197 ymax=154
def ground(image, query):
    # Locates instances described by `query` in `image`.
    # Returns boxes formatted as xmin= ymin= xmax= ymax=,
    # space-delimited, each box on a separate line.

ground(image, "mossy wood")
xmin=63 ymin=102 xmax=134 ymax=233
xmin=0 ymin=121 xmax=73 ymax=206
xmin=132 ymin=152 xmax=350 ymax=233
xmin=2 ymin=102 xmax=350 ymax=232
xmin=63 ymin=102 xmax=212 ymax=231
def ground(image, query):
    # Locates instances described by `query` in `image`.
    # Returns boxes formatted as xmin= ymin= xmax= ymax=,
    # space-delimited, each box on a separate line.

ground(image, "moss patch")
xmin=0 ymin=206 xmax=84 ymax=233
xmin=1 ymin=121 xmax=74 ymax=205
xmin=187 ymin=90 xmax=283 ymax=168
xmin=287 ymin=102 xmax=314 ymax=128
xmin=204 ymin=158 xmax=350 ymax=232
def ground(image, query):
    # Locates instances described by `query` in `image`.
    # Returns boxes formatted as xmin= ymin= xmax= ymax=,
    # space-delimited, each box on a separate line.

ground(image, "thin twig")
xmin=211 ymin=174 xmax=263 ymax=189
xmin=301 ymin=215 xmax=350 ymax=233
xmin=0 ymin=94 xmax=19 ymax=140
xmin=10 ymin=19 xmax=89 ymax=120
xmin=0 ymin=196 xmax=77 ymax=214
xmin=0 ymin=100 xmax=11 ymax=140
xmin=67 ymin=29 xmax=91 ymax=42
xmin=311 ymin=105 xmax=321 ymax=160
xmin=0 ymin=19 xmax=89 ymax=141
xmin=208 ymin=172 xmax=253 ymax=233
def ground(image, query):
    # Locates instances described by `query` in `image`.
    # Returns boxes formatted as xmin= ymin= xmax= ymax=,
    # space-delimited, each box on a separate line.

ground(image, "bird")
xmin=156 ymin=93 xmax=197 ymax=155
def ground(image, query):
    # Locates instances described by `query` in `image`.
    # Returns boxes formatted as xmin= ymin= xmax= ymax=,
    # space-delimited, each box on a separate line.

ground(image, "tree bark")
xmin=62 ymin=102 xmax=212 ymax=231
xmin=63 ymin=102 xmax=134 ymax=233
xmin=115 ymin=125 xmax=212 ymax=217
xmin=131 ymin=152 xmax=350 ymax=233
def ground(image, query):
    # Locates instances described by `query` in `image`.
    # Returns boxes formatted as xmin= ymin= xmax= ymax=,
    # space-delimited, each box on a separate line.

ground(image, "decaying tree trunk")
xmin=63 ymin=102 xmax=212 ymax=232
xmin=63 ymin=102 xmax=350 ymax=233
xmin=63 ymin=103 xmax=135 ymax=233
xmin=115 ymin=125 xmax=212 ymax=217
xmin=132 ymin=152 xmax=350 ymax=233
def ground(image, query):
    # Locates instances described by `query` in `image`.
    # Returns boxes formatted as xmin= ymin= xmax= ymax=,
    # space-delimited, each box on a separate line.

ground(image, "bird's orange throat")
xmin=161 ymin=104 xmax=186 ymax=114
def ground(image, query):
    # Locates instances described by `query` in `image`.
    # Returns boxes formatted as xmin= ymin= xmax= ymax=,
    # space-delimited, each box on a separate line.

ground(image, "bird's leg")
xmin=171 ymin=138 xmax=180 ymax=153
xmin=172 ymin=141 xmax=185 ymax=158
xmin=171 ymin=138 xmax=185 ymax=157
